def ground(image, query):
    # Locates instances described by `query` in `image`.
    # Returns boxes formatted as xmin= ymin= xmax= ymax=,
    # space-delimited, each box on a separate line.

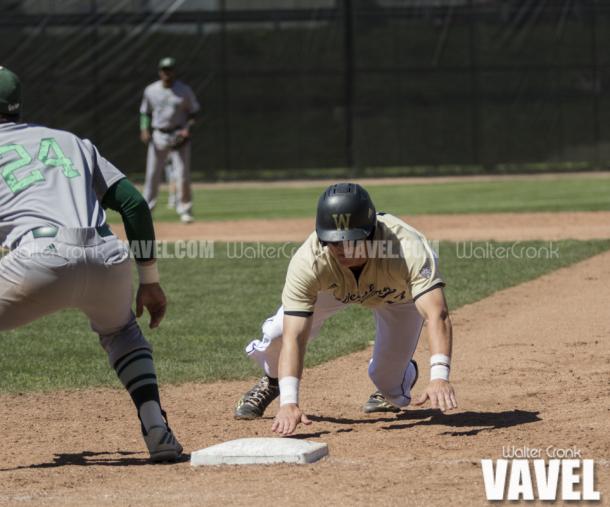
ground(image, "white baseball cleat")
xmin=180 ymin=213 xmax=194 ymax=224
xmin=143 ymin=425 xmax=184 ymax=462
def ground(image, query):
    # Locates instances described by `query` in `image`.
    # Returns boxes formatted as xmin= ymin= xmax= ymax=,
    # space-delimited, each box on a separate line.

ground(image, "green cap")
xmin=158 ymin=57 xmax=176 ymax=70
xmin=0 ymin=66 xmax=21 ymax=116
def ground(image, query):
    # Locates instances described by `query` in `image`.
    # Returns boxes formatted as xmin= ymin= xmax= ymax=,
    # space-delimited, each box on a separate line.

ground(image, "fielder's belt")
xmin=153 ymin=126 xmax=189 ymax=149
xmin=30 ymin=224 xmax=113 ymax=239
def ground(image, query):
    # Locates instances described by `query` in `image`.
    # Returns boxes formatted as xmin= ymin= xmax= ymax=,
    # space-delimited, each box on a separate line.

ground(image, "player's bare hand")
xmin=413 ymin=379 xmax=457 ymax=412
xmin=140 ymin=129 xmax=151 ymax=144
xmin=272 ymin=404 xmax=311 ymax=436
xmin=136 ymin=282 xmax=167 ymax=329
xmin=177 ymin=128 xmax=190 ymax=139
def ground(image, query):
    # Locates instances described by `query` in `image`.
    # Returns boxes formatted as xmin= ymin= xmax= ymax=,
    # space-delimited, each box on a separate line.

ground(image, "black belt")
xmin=30 ymin=224 xmax=113 ymax=239
xmin=154 ymin=127 xmax=181 ymax=133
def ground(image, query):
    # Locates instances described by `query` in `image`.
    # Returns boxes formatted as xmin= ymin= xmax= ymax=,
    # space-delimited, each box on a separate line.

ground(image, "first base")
xmin=190 ymin=437 xmax=329 ymax=466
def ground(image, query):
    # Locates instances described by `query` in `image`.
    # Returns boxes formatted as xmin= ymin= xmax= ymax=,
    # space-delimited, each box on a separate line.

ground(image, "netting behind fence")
xmin=1 ymin=1 xmax=609 ymax=179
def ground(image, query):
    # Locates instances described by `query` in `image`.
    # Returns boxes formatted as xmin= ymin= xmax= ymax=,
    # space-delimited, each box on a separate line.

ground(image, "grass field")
xmin=1 ymin=239 xmax=608 ymax=393
xmin=116 ymin=176 xmax=610 ymax=222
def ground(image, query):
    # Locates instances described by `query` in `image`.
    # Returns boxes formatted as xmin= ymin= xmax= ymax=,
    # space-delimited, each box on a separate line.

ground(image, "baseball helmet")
xmin=0 ymin=66 xmax=21 ymax=116
xmin=316 ymin=183 xmax=376 ymax=243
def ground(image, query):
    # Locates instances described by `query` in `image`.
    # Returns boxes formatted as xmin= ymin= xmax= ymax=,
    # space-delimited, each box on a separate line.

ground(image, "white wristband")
xmin=279 ymin=376 xmax=300 ymax=406
xmin=430 ymin=353 xmax=451 ymax=381
xmin=137 ymin=262 xmax=160 ymax=284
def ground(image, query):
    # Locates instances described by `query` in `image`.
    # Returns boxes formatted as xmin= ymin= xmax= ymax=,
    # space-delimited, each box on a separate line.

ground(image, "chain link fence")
xmin=1 ymin=0 xmax=609 ymax=179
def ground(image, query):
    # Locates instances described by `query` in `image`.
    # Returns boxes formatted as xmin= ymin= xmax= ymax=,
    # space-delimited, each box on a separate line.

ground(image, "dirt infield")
xmin=139 ymin=211 xmax=610 ymax=243
xmin=0 ymin=217 xmax=608 ymax=506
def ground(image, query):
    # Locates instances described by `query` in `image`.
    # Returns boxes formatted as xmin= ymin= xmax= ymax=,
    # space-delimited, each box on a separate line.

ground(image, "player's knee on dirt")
xmin=367 ymin=362 xmax=410 ymax=408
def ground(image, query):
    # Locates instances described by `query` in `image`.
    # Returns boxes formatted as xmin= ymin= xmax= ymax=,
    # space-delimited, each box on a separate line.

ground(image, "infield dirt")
xmin=0 ymin=217 xmax=608 ymax=506
xmin=141 ymin=211 xmax=610 ymax=242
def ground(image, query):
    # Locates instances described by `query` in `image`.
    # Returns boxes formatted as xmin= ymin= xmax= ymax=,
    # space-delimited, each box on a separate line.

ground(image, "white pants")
xmin=143 ymin=131 xmax=192 ymax=215
xmin=246 ymin=292 xmax=424 ymax=407
xmin=0 ymin=228 xmax=151 ymax=366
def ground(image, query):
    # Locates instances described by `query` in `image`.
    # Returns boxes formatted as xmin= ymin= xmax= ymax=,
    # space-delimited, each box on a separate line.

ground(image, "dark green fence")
xmin=1 ymin=1 xmax=609 ymax=180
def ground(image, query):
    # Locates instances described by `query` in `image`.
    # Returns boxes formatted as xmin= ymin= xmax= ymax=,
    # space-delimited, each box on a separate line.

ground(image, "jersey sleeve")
xmin=84 ymin=140 xmax=126 ymax=201
xmin=186 ymin=85 xmax=200 ymax=115
xmin=281 ymin=246 xmax=321 ymax=313
xmin=404 ymin=235 xmax=445 ymax=300
xmin=139 ymin=88 xmax=152 ymax=115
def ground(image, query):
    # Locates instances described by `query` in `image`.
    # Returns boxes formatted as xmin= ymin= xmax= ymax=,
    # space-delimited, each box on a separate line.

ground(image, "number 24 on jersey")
xmin=0 ymin=138 xmax=79 ymax=194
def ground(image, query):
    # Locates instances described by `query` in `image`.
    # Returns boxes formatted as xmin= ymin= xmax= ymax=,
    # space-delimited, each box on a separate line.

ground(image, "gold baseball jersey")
xmin=282 ymin=213 xmax=444 ymax=313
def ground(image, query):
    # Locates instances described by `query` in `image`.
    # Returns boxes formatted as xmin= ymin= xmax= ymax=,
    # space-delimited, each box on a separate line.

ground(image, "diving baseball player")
xmin=140 ymin=57 xmax=199 ymax=224
xmin=235 ymin=183 xmax=457 ymax=435
xmin=0 ymin=67 xmax=182 ymax=462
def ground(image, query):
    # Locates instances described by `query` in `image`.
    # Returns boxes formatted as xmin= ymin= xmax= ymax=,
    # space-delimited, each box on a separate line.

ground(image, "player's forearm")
xmin=278 ymin=315 xmax=312 ymax=405
xmin=426 ymin=314 xmax=453 ymax=357
xmin=426 ymin=312 xmax=453 ymax=382
xmin=139 ymin=113 xmax=151 ymax=131
xmin=101 ymin=178 xmax=156 ymax=263
xmin=277 ymin=334 xmax=307 ymax=407
xmin=186 ymin=113 xmax=196 ymax=129
xmin=415 ymin=288 xmax=454 ymax=381
xmin=278 ymin=334 xmax=305 ymax=379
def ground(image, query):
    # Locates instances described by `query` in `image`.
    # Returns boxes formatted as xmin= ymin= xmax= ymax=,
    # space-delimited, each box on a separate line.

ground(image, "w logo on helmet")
xmin=332 ymin=213 xmax=351 ymax=230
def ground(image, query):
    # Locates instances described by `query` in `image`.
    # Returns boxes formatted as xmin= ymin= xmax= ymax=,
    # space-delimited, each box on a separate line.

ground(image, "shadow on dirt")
xmin=310 ymin=409 xmax=541 ymax=436
xmin=309 ymin=409 xmax=438 ymax=425
xmin=386 ymin=409 xmax=542 ymax=436
xmin=290 ymin=430 xmax=332 ymax=439
xmin=0 ymin=450 xmax=190 ymax=471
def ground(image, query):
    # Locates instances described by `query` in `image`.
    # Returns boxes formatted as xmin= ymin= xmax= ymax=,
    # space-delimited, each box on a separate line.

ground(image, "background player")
xmin=140 ymin=57 xmax=199 ymax=224
xmin=0 ymin=66 xmax=182 ymax=462
xmin=235 ymin=183 xmax=457 ymax=435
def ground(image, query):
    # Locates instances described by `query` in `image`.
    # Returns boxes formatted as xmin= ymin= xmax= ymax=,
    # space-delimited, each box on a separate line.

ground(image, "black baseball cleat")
xmin=141 ymin=410 xmax=183 ymax=463
xmin=143 ymin=425 xmax=183 ymax=462
xmin=362 ymin=360 xmax=419 ymax=414
xmin=362 ymin=391 xmax=401 ymax=413
xmin=234 ymin=375 xmax=280 ymax=420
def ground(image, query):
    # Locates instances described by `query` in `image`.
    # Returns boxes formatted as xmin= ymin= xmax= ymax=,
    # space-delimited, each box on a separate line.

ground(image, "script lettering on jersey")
xmin=339 ymin=284 xmax=407 ymax=304
xmin=0 ymin=138 xmax=79 ymax=194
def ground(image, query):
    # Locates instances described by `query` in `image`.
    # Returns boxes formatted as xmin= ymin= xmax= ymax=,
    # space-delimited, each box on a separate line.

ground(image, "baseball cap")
xmin=158 ymin=57 xmax=176 ymax=70
xmin=0 ymin=66 xmax=21 ymax=116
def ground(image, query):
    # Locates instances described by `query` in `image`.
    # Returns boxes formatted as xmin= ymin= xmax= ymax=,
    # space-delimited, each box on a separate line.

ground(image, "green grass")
xmin=1 ymin=239 xmax=608 ymax=393
xmin=116 ymin=177 xmax=610 ymax=223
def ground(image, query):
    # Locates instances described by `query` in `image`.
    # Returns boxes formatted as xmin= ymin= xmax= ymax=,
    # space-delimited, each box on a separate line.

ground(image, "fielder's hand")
xmin=413 ymin=379 xmax=458 ymax=412
xmin=136 ymin=282 xmax=167 ymax=329
xmin=140 ymin=129 xmax=151 ymax=144
xmin=272 ymin=404 xmax=311 ymax=436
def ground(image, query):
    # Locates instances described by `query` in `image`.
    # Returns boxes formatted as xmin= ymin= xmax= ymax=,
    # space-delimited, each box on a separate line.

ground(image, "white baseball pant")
xmin=0 ymin=227 xmax=151 ymax=365
xmin=143 ymin=130 xmax=192 ymax=215
xmin=245 ymin=292 xmax=424 ymax=407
